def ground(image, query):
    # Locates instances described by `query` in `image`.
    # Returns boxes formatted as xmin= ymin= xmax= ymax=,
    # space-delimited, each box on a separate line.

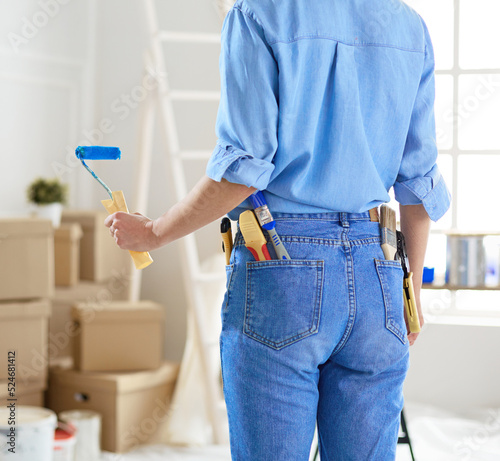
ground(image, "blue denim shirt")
xmin=206 ymin=0 xmax=451 ymax=221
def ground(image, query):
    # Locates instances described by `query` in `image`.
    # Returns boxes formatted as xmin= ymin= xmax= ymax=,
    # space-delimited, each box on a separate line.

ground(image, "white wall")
xmin=404 ymin=324 xmax=500 ymax=415
xmin=1 ymin=0 xmax=225 ymax=361
xmin=0 ymin=0 xmax=95 ymax=214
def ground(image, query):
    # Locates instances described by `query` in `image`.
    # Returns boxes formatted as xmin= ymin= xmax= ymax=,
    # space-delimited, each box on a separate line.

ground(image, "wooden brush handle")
xmin=101 ymin=190 xmax=153 ymax=270
xmin=404 ymin=272 xmax=421 ymax=333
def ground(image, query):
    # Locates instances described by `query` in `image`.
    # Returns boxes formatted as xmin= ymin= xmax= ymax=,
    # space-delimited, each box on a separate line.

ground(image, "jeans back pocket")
xmin=375 ymin=259 xmax=407 ymax=345
xmin=244 ymin=260 xmax=324 ymax=350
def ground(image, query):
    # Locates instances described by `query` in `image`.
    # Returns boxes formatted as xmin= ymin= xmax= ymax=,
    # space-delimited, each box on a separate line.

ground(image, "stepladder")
xmin=133 ymin=0 xmax=235 ymax=444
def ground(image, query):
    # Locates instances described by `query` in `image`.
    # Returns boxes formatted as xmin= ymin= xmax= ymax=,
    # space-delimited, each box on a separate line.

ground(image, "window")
xmin=404 ymin=0 xmax=500 ymax=231
xmin=404 ymin=0 xmax=500 ymax=316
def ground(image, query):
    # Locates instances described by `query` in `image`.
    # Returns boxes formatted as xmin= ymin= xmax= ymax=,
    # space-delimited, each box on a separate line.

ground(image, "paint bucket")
xmin=446 ymin=234 xmax=486 ymax=287
xmin=53 ymin=423 xmax=76 ymax=461
xmin=0 ymin=405 xmax=57 ymax=461
xmin=58 ymin=411 xmax=101 ymax=461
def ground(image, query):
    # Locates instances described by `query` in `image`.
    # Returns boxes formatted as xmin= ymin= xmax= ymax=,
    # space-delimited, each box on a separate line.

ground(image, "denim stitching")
xmin=222 ymin=264 xmax=235 ymax=314
xmin=219 ymin=336 xmax=225 ymax=389
xmin=375 ymin=260 xmax=407 ymax=345
xmin=234 ymin=234 xmax=382 ymax=248
xmin=246 ymin=260 xmax=322 ymax=268
xmin=331 ymin=231 xmax=357 ymax=356
xmin=243 ymin=260 xmax=324 ymax=350
xmin=312 ymin=261 xmax=324 ymax=335
xmin=280 ymin=236 xmax=343 ymax=246
xmin=244 ymin=262 xmax=322 ymax=349
xmin=272 ymin=213 xmax=373 ymax=222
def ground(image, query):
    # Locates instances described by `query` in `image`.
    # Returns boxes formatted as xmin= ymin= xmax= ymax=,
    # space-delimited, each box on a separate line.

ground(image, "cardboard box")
xmin=61 ymin=210 xmax=130 ymax=282
xmin=49 ymin=281 xmax=130 ymax=364
xmin=0 ymin=379 xmax=45 ymax=406
xmin=0 ymin=299 xmax=51 ymax=384
xmin=0 ymin=218 xmax=54 ymax=300
xmin=54 ymin=223 xmax=83 ymax=287
xmin=47 ymin=362 xmax=179 ymax=452
xmin=72 ymin=301 xmax=164 ymax=372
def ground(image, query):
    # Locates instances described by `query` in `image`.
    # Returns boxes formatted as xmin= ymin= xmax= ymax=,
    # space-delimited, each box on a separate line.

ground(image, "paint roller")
xmin=75 ymin=146 xmax=153 ymax=270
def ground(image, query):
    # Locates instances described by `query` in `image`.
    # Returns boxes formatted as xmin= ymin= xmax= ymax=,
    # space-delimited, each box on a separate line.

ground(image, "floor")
xmin=100 ymin=402 xmax=500 ymax=460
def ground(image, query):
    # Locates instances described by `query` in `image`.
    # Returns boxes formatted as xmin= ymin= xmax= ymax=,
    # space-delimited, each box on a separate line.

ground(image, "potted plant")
xmin=27 ymin=178 xmax=68 ymax=227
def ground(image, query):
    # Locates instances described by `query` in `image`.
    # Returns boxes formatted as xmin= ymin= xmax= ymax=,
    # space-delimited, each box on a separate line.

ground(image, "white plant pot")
xmin=34 ymin=202 xmax=63 ymax=227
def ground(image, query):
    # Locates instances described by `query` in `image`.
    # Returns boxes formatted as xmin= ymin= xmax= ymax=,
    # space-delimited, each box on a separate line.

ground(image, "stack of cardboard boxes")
xmin=0 ymin=218 xmax=54 ymax=407
xmin=47 ymin=299 xmax=179 ymax=453
xmin=0 ymin=211 xmax=179 ymax=454
xmin=49 ymin=210 xmax=132 ymax=366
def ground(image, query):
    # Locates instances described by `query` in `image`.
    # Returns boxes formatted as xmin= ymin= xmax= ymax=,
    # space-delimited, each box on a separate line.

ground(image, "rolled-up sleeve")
xmin=394 ymin=19 xmax=451 ymax=222
xmin=206 ymin=6 xmax=279 ymax=191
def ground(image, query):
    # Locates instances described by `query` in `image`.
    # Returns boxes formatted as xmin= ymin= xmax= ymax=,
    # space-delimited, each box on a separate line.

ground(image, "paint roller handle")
xmin=128 ymin=249 xmax=154 ymax=270
xmin=101 ymin=190 xmax=153 ymax=270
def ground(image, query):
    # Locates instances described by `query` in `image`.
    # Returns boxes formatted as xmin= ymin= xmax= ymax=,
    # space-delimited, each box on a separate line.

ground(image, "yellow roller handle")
xmin=101 ymin=190 xmax=153 ymax=270
xmin=403 ymin=272 xmax=421 ymax=333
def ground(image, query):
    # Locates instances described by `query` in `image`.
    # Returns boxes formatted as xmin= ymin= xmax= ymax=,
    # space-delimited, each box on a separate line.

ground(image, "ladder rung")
xmin=179 ymin=150 xmax=213 ymax=160
xmin=193 ymin=272 xmax=225 ymax=283
xmin=158 ymin=31 xmax=221 ymax=44
xmin=201 ymin=341 xmax=221 ymax=348
xmin=170 ymin=90 xmax=220 ymax=101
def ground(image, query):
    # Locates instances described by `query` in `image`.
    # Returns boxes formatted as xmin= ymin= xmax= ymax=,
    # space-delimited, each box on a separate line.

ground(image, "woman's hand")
xmin=103 ymin=176 xmax=255 ymax=253
xmin=104 ymin=212 xmax=161 ymax=252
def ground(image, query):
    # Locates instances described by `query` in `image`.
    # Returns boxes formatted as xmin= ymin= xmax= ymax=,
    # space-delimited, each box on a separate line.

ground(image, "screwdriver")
xmin=220 ymin=217 xmax=233 ymax=265
xmin=249 ymin=191 xmax=291 ymax=260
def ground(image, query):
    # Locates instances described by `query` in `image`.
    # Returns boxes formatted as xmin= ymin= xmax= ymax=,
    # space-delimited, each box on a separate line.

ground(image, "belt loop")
xmin=369 ymin=207 xmax=380 ymax=223
xmin=340 ymin=212 xmax=349 ymax=227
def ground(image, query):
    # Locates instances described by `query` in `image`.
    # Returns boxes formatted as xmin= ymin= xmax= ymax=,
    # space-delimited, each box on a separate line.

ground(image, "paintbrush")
xmin=379 ymin=204 xmax=397 ymax=260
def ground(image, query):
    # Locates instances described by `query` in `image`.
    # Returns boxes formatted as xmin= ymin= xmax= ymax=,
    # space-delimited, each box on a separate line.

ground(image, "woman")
xmin=106 ymin=0 xmax=451 ymax=459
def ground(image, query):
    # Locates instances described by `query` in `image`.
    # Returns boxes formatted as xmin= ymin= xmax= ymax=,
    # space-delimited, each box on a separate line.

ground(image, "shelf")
xmin=422 ymin=312 xmax=500 ymax=327
xmin=422 ymin=284 xmax=500 ymax=291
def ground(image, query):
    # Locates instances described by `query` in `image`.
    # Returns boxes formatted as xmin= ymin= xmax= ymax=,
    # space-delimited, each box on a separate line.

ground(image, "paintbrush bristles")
xmin=380 ymin=204 xmax=396 ymax=231
xmin=379 ymin=204 xmax=397 ymax=260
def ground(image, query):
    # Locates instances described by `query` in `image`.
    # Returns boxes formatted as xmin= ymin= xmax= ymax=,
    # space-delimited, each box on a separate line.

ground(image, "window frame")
xmin=434 ymin=0 xmax=500 ymax=229
xmin=409 ymin=0 xmax=500 ymax=322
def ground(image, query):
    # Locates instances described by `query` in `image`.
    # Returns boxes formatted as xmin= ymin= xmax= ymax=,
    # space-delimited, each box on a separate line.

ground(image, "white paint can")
xmin=0 ymin=405 xmax=57 ymax=461
xmin=53 ymin=423 xmax=76 ymax=461
xmin=58 ymin=411 xmax=101 ymax=461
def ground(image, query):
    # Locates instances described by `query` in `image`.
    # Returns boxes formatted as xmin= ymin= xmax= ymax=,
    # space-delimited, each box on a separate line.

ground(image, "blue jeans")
xmin=221 ymin=212 xmax=410 ymax=460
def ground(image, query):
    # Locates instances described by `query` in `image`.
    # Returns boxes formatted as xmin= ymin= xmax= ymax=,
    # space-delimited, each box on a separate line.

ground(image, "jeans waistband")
xmin=233 ymin=208 xmax=382 ymax=249
xmin=270 ymin=208 xmax=379 ymax=223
